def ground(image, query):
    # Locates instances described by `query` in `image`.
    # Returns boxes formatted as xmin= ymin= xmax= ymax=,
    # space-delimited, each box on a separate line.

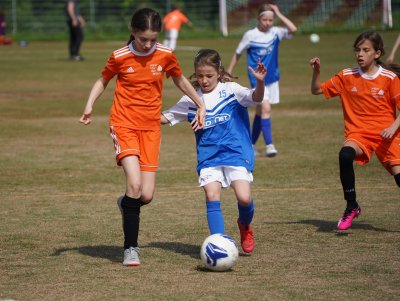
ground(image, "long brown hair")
xmin=126 ymin=8 xmax=162 ymax=45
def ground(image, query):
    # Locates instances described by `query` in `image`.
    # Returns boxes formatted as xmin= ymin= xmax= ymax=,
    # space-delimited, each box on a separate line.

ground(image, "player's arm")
xmin=309 ymin=57 xmax=323 ymax=95
xmin=227 ymin=53 xmax=241 ymax=74
xmin=172 ymin=75 xmax=205 ymax=130
xmin=249 ymin=59 xmax=266 ymax=103
xmin=80 ymin=76 xmax=109 ymax=125
xmin=67 ymin=1 xmax=79 ymax=27
xmin=268 ymin=4 xmax=297 ymax=33
xmin=386 ymin=34 xmax=400 ymax=65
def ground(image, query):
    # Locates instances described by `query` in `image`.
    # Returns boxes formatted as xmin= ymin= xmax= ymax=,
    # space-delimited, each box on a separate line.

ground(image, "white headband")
xmin=259 ymin=10 xmax=274 ymax=18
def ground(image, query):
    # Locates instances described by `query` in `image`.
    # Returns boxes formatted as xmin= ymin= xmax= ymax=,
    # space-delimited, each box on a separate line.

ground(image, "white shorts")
xmin=199 ymin=166 xmax=253 ymax=188
xmin=257 ymin=81 xmax=280 ymax=105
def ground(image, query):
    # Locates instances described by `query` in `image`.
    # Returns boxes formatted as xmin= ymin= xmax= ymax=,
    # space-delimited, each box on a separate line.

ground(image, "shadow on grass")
xmin=287 ymin=219 xmax=400 ymax=234
xmin=52 ymin=242 xmax=201 ymax=262
xmin=51 ymin=245 xmax=121 ymax=263
xmin=146 ymin=241 xmax=199 ymax=259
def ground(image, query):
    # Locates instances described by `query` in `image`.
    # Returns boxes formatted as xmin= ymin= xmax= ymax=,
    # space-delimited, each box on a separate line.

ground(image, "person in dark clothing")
xmin=66 ymin=0 xmax=85 ymax=60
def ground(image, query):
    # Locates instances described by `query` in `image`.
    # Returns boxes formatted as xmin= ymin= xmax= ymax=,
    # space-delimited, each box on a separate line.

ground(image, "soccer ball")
xmin=200 ymin=234 xmax=239 ymax=272
xmin=309 ymin=33 xmax=320 ymax=44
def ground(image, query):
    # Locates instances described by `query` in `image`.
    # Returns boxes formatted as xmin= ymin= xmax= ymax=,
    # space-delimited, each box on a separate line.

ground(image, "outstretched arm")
xmin=268 ymin=4 xmax=297 ymax=33
xmin=79 ymin=77 xmax=109 ymax=125
xmin=227 ymin=53 xmax=241 ymax=75
xmin=309 ymin=57 xmax=323 ymax=95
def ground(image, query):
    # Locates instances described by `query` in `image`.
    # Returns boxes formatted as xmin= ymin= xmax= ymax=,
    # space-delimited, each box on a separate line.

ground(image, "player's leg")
xmin=200 ymin=167 xmax=225 ymax=234
xmin=392 ymin=166 xmax=400 ymax=187
xmin=337 ymin=141 xmax=363 ymax=230
xmin=119 ymin=155 xmax=142 ymax=266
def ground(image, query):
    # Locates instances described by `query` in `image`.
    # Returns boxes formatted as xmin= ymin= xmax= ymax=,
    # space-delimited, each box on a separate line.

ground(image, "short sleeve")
xmin=162 ymin=96 xmax=194 ymax=126
xmin=165 ymin=52 xmax=183 ymax=78
xmin=228 ymin=82 xmax=258 ymax=107
xmin=235 ymin=31 xmax=251 ymax=55
xmin=389 ymin=75 xmax=400 ymax=109
xmin=101 ymin=53 xmax=118 ymax=81
xmin=320 ymin=72 xmax=344 ymax=99
xmin=274 ymin=26 xmax=292 ymax=40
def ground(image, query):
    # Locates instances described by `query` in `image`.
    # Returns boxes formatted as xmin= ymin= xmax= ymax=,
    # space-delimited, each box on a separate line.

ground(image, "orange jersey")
xmin=321 ymin=66 xmax=400 ymax=137
xmin=163 ymin=9 xmax=189 ymax=31
xmin=102 ymin=43 xmax=182 ymax=130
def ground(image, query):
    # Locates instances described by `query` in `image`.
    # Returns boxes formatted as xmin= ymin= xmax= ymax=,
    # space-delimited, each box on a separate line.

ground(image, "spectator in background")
xmin=0 ymin=7 xmax=12 ymax=45
xmin=386 ymin=34 xmax=400 ymax=64
xmin=66 ymin=0 xmax=85 ymax=61
xmin=163 ymin=4 xmax=192 ymax=51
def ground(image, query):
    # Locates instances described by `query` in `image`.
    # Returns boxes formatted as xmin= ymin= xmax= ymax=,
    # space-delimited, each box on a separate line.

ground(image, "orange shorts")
xmin=345 ymin=133 xmax=400 ymax=174
xmin=110 ymin=126 xmax=161 ymax=172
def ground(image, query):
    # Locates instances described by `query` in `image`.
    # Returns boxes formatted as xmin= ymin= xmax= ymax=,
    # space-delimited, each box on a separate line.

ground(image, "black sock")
xmin=395 ymin=173 xmax=400 ymax=187
xmin=339 ymin=147 xmax=357 ymax=205
xmin=120 ymin=195 xmax=141 ymax=249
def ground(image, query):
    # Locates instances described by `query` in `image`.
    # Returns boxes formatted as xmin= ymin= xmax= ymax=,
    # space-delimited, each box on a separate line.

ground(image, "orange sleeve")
xmin=164 ymin=52 xmax=182 ymax=78
xmin=101 ymin=53 xmax=118 ymax=81
xmin=390 ymin=75 xmax=400 ymax=109
xmin=321 ymin=72 xmax=344 ymax=99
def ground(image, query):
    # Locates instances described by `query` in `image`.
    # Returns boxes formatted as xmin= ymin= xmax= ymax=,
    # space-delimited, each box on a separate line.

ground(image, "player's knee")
xmin=205 ymin=191 xmax=220 ymax=201
xmin=126 ymin=181 xmax=142 ymax=197
xmin=139 ymin=193 xmax=153 ymax=204
xmin=339 ymin=146 xmax=356 ymax=166
xmin=394 ymin=173 xmax=400 ymax=187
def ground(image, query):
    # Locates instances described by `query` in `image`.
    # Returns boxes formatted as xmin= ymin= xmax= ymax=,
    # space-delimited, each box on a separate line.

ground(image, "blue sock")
xmin=251 ymin=115 xmax=261 ymax=145
xmin=261 ymin=118 xmax=272 ymax=145
xmin=238 ymin=200 xmax=254 ymax=226
xmin=206 ymin=201 xmax=225 ymax=234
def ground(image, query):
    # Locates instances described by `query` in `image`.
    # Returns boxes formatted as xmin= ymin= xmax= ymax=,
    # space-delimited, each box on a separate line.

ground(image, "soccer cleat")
xmin=266 ymin=144 xmax=278 ymax=157
xmin=237 ymin=219 xmax=254 ymax=254
xmin=252 ymin=145 xmax=260 ymax=157
xmin=123 ymin=247 xmax=141 ymax=266
xmin=337 ymin=206 xmax=361 ymax=230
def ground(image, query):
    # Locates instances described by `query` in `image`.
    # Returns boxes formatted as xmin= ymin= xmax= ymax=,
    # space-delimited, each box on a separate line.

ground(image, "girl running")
xmin=227 ymin=2 xmax=297 ymax=157
xmin=161 ymin=49 xmax=266 ymax=254
xmin=309 ymin=31 xmax=400 ymax=231
xmin=79 ymin=8 xmax=205 ymax=266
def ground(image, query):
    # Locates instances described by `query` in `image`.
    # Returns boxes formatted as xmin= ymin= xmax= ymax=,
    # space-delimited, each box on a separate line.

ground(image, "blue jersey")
xmin=162 ymin=82 xmax=258 ymax=173
xmin=235 ymin=26 xmax=291 ymax=88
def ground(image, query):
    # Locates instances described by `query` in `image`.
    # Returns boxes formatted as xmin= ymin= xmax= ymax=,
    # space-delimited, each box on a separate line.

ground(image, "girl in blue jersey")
xmin=161 ymin=49 xmax=266 ymax=254
xmin=227 ymin=3 xmax=297 ymax=157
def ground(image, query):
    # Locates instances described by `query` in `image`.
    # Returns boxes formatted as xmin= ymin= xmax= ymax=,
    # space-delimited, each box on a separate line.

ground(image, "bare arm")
xmin=249 ymin=59 xmax=266 ymax=102
xmin=386 ymin=34 xmax=400 ymax=64
xmin=268 ymin=4 xmax=297 ymax=33
xmin=227 ymin=53 xmax=241 ymax=75
xmin=79 ymin=77 xmax=110 ymax=125
xmin=160 ymin=114 xmax=170 ymax=125
xmin=309 ymin=57 xmax=323 ymax=95
xmin=67 ymin=1 xmax=79 ymax=27
xmin=172 ymin=75 xmax=205 ymax=130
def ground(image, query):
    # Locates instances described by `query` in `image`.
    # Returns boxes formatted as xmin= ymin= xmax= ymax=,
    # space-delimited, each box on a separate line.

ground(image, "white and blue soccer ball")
xmin=200 ymin=234 xmax=239 ymax=271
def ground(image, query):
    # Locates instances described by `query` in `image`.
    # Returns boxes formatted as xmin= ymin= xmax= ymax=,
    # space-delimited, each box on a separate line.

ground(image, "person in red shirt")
xmin=162 ymin=4 xmax=192 ymax=51
xmin=80 ymin=8 xmax=205 ymax=266
xmin=310 ymin=31 xmax=400 ymax=231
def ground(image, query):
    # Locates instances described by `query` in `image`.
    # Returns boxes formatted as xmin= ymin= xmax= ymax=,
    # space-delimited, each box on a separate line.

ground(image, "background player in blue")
xmin=161 ymin=49 xmax=266 ymax=254
xmin=227 ymin=2 xmax=297 ymax=157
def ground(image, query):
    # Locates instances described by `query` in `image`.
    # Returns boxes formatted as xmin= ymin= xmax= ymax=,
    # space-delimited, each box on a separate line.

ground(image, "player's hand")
xmin=194 ymin=106 xmax=206 ymax=131
xmin=249 ymin=59 xmax=266 ymax=82
xmin=79 ymin=112 xmax=92 ymax=125
xmin=267 ymin=3 xmax=279 ymax=14
xmin=381 ymin=125 xmax=397 ymax=140
xmin=309 ymin=57 xmax=321 ymax=72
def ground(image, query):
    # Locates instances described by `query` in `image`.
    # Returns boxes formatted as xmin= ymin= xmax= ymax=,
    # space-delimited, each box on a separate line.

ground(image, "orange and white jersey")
xmin=321 ymin=66 xmax=400 ymax=137
xmin=102 ymin=42 xmax=182 ymax=130
xmin=163 ymin=9 xmax=189 ymax=31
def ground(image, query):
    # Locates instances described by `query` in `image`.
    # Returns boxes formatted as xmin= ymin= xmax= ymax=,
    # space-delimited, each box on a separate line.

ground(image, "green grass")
xmin=0 ymin=32 xmax=399 ymax=301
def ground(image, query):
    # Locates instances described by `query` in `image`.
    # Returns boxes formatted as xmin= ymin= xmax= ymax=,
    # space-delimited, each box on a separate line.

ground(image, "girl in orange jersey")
xmin=310 ymin=31 xmax=400 ymax=231
xmin=79 ymin=8 xmax=205 ymax=267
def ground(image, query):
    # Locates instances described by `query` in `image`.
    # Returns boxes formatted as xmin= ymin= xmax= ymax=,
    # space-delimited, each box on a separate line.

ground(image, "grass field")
xmin=0 ymin=32 xmax=399 ymax=301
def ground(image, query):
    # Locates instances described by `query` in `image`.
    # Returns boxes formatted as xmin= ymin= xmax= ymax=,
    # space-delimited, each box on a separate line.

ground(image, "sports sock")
xmin=261 ymin=118 xmax=273 ymax=145
xmin=395 ymin=173 xmax=400 ymax=187
xmin=339 ymin=146 xmax=357 ymax=206
xmin=206 ymin=201 xmax=225 ymax=234
xmin=120 ymin=195 xmax=141 ymax=249
xmin=238 ymin=199 xmax=254 ymax=226
xmin=251 ymin=115 xmax=261 ymax=145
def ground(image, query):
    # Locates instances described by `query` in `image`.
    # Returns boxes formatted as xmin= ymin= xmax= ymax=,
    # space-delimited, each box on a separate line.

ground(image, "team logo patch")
xmin=150 ymin=64 xmax=163 ymax=76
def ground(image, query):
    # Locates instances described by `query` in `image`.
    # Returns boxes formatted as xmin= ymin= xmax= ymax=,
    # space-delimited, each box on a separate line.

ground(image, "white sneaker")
xmin=123 ymin=247 xmax=141 ymax=266
xmin=266 ymin=144 xmax=278 ymax=157
xmin=252 ymin=145 xmax=260 ymax=157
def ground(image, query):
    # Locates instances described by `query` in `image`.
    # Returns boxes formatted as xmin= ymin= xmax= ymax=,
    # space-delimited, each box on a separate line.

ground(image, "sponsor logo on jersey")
xmin=150 ymin=64 xmax=163 ymax=76
xmin=204 ymin=113 xmax=230 ymax=129
xmin=371 ymin=87 xmax=385 ymax=99
xmin=127 ymin=67 xmax=134 ymax=73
